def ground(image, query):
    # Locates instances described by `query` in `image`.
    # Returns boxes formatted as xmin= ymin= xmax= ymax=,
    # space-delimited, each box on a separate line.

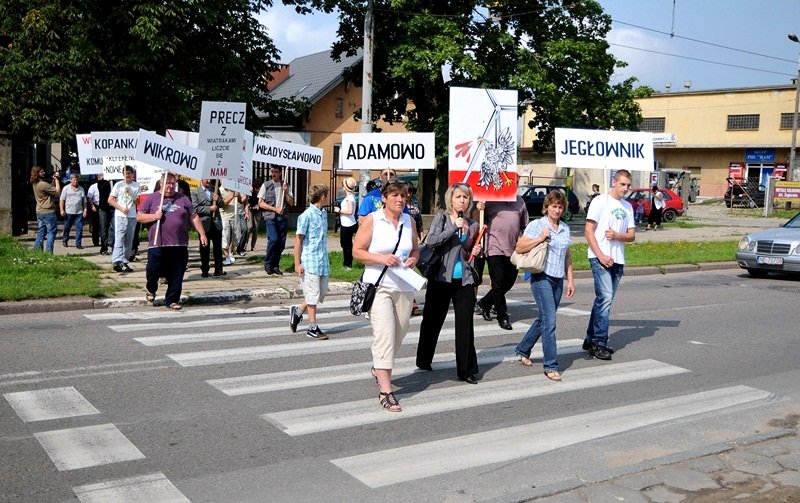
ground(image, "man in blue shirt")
xmin=357 ymin=169 xmax=412 ymax=224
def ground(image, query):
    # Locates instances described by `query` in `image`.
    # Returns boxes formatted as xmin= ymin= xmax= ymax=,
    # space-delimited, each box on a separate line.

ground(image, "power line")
xmin=612 ymin=19 xmax=796 ymax=64
xmin=610 ymin=43 xmax=796 ymax=78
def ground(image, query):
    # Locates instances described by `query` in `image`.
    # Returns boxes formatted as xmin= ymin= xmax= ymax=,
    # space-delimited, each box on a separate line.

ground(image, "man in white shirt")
xmin=583 ymin=169 xmax=635 ymax=361
xmin=108 ymin=166 xmax=140 ymax=272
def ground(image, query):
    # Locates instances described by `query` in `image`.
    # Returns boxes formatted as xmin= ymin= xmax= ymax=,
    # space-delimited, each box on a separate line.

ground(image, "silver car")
xmin=736 ymin=212 xmax=800 ymax=277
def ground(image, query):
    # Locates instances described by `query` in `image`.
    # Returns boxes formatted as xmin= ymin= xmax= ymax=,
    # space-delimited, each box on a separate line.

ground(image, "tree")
xmin=283 ymin=0 xmax=643 ymax=208
xmin=0 ymin=0 xmax=283 ymax=143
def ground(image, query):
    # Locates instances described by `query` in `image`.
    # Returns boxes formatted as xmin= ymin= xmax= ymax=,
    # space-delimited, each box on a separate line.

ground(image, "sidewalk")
xmin=3 ymin=203 xmax=785 ymax=315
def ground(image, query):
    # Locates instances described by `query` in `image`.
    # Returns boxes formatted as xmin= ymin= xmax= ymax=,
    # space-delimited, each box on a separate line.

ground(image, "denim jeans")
xmin=62 ymin=213 xmax=84 ymax=247
xmin=112 ymin=216 xmax=137 ymax=264
xmin=586 ymin=258 xmax=624 ymax=348
xmin=515 ymin=273 xmax=563 ymax=371
xmin=264 ymin=215 xmax=288 ymax=270
xmin=34 ymin=213 xmax=57 ymax=253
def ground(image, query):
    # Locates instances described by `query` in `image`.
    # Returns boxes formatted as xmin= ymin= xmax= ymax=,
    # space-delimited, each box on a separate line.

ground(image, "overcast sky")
xmin=258 ymin=0 xmax=800 ymax=92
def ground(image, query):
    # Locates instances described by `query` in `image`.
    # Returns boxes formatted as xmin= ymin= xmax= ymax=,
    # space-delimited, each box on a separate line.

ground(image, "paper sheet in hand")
xmin=388 ymin=266 xmax=427 ymax=291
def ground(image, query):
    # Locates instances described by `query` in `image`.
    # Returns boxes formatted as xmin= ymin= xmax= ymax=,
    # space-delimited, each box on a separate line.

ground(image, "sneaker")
xmin=343 ymin=266 xmax=352 ymax=271
xmin=113 ymin=262 xmax=123 ymax=272
xmin=122 ymin=264 xmax=134 ymax=272
xmin=289 ymin=305 xmax=302 ymax=333
xmin=306 ymin=326 xmax=328 ymax=340
xmin=223 ymin=256 xmax=233 ymax=266
xmin=230 ymin=255 xmax=236 ymax=264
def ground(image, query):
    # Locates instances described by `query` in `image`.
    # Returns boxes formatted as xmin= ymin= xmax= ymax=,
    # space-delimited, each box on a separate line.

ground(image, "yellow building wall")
xmin=520 ymin=86 xmax=797 ymax=198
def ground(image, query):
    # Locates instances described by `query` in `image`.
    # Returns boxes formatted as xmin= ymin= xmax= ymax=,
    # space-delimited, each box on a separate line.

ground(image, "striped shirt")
xmin=522 ymin=218 xmax=571 ymax=278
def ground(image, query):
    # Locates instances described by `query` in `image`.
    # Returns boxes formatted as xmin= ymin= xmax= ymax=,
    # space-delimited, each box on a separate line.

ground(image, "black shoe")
xmin=272 ymin=268 xmax=283 ymax=276
xmin=63 ymin=242 xmax=69 ymax=247
xmin=265 ymin=265 xmax=274 ymax=275
xmin=306 ymin=326 xmax=328 ymax=340
xmin=478 ymin=302 xmax=492 ymax=321
xmin=416 ymin=363 xmax=433 ymax=371
xmin=590 ymin=346 xmax=613 ymax=360
xmin=605 ymin=345 xmax=616 ymax=354
xmin=460 ymin=375 xmax=478 ymax=384
xmin=75 ymin=245 xmax=83 ymax=249
xmin=201 ymin=272 xmax=209 ymax=278
xmin=582 ymin=338 xmax=592 ymax=351
xmin=289 ymin=305 xmax=302 ymax=333
xmin=122 ymin=264 xmax=134 ymax=272
xmin=498 ymin=318 xmax=512 ymax=330
xmin=213 ymin=270 xmax=226 ymax=277
xmin=113 ymin=262 xmax=123 ymax=272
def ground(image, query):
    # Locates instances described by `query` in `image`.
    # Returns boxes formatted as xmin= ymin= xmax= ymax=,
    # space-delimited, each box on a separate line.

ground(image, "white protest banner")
xmin=90 ymin=131 xmax=138 ymax=157
xmin=448 ymin=87 xmax=518 ymax=202
xmin=197 ymin=101 xmax=246 ymax=181
xmin=166 ymin=129 xmax=199 ymax=148
xmin=341 ymin=132 xmax=435 ymax=171
xmin=76 ymin=134 xmax=104 ymax=175
xmin=239 ymin=130 xmax=254 ymax=194
xmin=252 ymin=136 xmax=323 ymax=171
xmin=134 ymin=129 xmax=206 ymax=180
xmin=555 ymin=128 xmax=654 ymax=172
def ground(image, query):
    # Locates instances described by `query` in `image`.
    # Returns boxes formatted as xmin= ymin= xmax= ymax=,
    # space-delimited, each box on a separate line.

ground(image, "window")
xmin=335 ymin=98 xmax=343 ymax=118
xmin=639 ymin=117 xmax=665 ymax=133
xmin=727 ymin=114 xmax=759 ymax=130
xmin=780 ymin=112 xmax=798 ymax=129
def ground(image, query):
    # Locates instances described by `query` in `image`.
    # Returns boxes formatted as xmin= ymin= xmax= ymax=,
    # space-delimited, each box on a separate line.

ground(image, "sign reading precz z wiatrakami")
xmin=197 ymin=101 xmax=246 ymax=180
xmin=555 ymin=128 xmax=654 ymax=172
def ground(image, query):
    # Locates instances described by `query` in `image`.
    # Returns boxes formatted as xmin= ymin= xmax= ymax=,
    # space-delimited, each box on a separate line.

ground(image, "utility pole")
xmin=356 ymin=0 xmax=375 ymax=203
xmin=789 ymin=33 xmax=800 ymax=181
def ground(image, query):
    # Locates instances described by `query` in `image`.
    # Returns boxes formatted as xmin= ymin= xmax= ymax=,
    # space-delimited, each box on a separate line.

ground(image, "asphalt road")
xmin=1 ymin=268 xmax=799 ymax=502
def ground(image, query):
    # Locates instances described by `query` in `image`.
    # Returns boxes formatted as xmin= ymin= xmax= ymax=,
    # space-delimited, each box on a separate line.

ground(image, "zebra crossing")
xmin=5 ymin=296 xmax=780 ymax=502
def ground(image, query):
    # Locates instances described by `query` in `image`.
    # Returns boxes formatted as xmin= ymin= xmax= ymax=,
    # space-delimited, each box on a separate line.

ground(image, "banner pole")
xmin=153 ymin=171 xmax=169 ymax=247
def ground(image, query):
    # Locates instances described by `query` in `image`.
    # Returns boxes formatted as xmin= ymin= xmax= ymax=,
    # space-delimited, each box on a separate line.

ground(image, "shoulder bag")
xmin=416 ymin=213 xmax=447 ymax=278
xmin=350 ymin=223 xmax=404 ymax=316
xmin=510 ymin=236 xmax=549 ymax=273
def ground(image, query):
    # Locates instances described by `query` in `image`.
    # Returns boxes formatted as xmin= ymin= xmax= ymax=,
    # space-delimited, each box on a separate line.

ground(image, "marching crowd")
xmin=31 ymin=163 xmax=637 ymax=414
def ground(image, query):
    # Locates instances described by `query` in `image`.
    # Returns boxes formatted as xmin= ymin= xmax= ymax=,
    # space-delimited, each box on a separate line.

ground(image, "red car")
xmin=625 ymin=188 xmax=685 ymax=223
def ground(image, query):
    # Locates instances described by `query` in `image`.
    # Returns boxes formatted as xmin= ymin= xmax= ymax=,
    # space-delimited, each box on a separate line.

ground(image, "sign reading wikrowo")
xmin=342 ymin=132 xmax=436 ymax=171
xmin=252 ymin=136 xmax=324 ymax=172
xmin=555 ymin=128 xmax=654 ymax=172
xmin=134 ymin=129 xmax=207 ymax=180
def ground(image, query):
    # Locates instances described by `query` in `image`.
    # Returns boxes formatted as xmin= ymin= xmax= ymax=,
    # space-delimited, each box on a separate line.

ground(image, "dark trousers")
xmin=146 ymin=246 xmax=189 ymax=305
xmin=478 ymin=255 xmax=518 ymax=320
xmin=264 ymin=215 xmax=288 ymax=270
xmin=98 ymin=208 xmax=113 ymax=253
xmin=200 ymin=225 xmax=223 ymax=274
xmin=340 ymin=223 xmax=358 ymax=267
xmin=90 ymin=209 xmax=100 ymax=246
xmin=416 ymin=279 xmax=478 ymax=379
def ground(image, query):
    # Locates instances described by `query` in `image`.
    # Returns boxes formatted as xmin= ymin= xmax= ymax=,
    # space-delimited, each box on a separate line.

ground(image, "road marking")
xmin=34 ymin=424 xmax=145 ymax=471
xmin=331 ymin=385 xmax=772 ymax=488
xmin=167 ymin=323 xmax=531 ymax=367
xmin=73 ymin=473 xmax=190 ymax=503
xmin=0 ymin=360 xmax=172 ymax=387
xmin=4 ymin=387 xmax=100 ymax=423
xmin=208 ymin=339 xmax=585 ymax=396
xmin=264 ymin=359 xmax=689 ymax=436
xmin=83 ymin=306 xmax=283 ymax=321
xmin=132 ymin=312 xmax=461 ymax=345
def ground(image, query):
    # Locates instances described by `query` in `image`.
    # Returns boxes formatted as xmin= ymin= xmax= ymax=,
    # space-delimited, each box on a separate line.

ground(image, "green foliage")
xmin=569 ymin=240 xmax=738 ymax=271
xmin=0 ymin=0 xmax=283 ymax=142
xmin=0 ymin=235 xmax=112 ymax=300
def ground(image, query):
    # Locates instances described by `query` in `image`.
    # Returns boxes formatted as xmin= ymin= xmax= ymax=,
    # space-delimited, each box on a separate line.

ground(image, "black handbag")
xmin=350 ymin=224 xmax=404 ymax=316
xmin=416 ymin=213 xmax=446 ymax=278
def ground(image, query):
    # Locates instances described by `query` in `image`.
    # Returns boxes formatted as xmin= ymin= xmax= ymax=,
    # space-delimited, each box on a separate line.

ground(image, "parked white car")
xmin=736 ymin=212 xmax=800 ymax=277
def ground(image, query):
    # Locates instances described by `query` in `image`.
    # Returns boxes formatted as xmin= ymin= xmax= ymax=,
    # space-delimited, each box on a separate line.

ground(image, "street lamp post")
xmin=789 ymin=33 xmax=800 ymax=181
